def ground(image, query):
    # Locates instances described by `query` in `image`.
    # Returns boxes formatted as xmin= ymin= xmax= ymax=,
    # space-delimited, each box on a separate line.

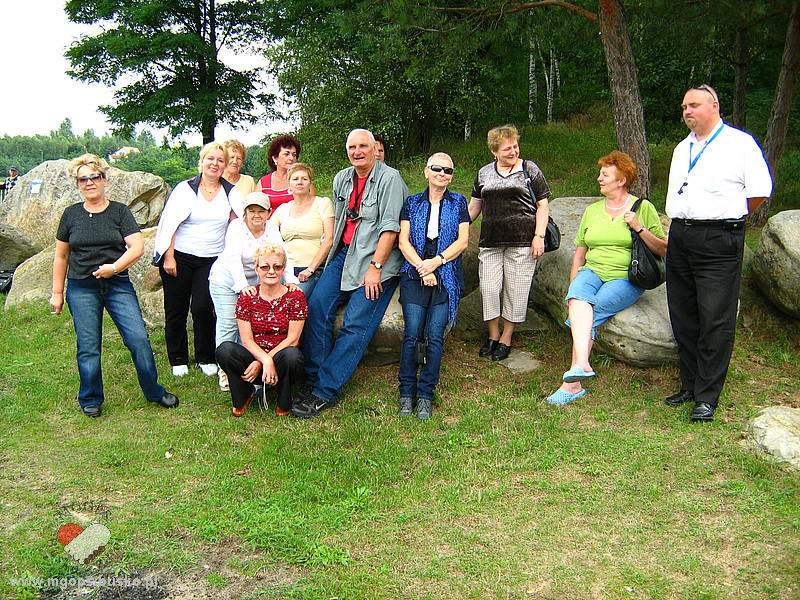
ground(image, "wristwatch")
xmin=370 ymin=260 xmax=383 ymax=269
xmin=438 ymin=254 xmax=447 ymax=265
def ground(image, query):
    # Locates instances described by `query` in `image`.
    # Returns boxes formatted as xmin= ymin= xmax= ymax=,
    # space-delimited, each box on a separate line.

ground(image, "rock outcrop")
xmin=529 ymin=196 xmax=678 ymax=366
xmin=751 ymin=210 xmax=800 ymax=320
xmin=741 ymin=406 xmax=800 ymax=472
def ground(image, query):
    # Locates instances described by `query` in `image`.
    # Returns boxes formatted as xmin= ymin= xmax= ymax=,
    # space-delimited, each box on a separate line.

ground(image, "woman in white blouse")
xmin=208 ymin=192 xmax=298 ymax=391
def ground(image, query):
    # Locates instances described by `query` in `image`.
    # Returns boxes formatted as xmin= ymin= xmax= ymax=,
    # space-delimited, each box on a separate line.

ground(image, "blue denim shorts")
xmin=565 ymin=267 xmax=644 ymax=338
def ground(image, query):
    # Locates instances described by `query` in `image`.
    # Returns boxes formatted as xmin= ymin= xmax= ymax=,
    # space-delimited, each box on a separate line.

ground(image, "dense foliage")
xmin=0 ymin=119 xmax=265 ymax=188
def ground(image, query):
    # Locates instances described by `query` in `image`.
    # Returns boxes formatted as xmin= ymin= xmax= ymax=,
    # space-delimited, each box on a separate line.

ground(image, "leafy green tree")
xmin=64 ymin=0 xmax=276 ymax=144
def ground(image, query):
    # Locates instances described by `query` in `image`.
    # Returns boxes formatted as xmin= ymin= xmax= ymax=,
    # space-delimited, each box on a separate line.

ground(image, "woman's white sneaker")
xmin=172 ymin=365 xmax=189 ymax=377
xmin=198 ymin=363 xmax=218 ymax=376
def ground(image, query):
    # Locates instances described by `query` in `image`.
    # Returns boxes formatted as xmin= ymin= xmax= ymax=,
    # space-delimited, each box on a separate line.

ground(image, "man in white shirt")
xmin=664 ymin=85 xmax=772 ymax=422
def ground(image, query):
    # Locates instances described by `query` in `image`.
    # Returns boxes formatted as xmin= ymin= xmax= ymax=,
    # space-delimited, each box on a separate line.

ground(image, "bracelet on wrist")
xmin=637 ymin=227 xmax=645 ymax=234
xmin=534 ymin=233 xmax=545 ymax=239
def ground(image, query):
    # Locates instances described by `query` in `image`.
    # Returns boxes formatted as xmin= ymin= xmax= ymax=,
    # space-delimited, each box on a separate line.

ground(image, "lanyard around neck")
xmin=688 ymin=123 xmax=724 ymax=174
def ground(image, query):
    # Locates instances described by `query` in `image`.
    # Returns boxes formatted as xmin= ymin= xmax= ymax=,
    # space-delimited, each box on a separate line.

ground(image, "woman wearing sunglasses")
xmin=50 ymin=154 xmax=178 ymax=418
xmin=397 ymin=153 xmax=470 ymax=420
xmin=216 ymin=243 xmax=307 ymax=417
xmin=208 ymin=192 xmax=299 ymax=391
xmin=468 ymin=124 xmax=552 ymax=361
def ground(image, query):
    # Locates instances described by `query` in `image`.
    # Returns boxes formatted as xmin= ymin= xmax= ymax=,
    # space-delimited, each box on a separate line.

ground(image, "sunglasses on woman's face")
xmin=428 ymin=165 xmax=454 ymax=175
xmin=257 ymin=263 xmax=285 ymax=272
xmin=76 ymin=173 xmax=105 ymax=185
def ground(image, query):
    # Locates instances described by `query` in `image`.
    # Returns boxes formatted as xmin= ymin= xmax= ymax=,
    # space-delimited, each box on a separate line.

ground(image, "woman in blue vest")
xmin=397 ymin=153 xmax=470 ymax=420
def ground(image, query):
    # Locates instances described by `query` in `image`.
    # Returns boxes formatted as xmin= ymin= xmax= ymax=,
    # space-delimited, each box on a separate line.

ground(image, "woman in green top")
xmin=547 ymin=151 xmax=667 ymax=405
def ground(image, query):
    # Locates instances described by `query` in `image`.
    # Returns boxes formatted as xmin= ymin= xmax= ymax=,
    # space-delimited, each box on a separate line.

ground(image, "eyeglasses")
xmin=76 ymin=173 xmax=105 ymax=185
xmin=692 ymin=84 xmax=718 ymax=103
xmin=427 ymin=165 xmax=454 ymax=175
xmin=257 ymin=263 xmax=285 ymax=272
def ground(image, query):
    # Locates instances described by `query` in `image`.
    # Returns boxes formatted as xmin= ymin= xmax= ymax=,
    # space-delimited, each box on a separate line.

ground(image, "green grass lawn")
xmin=1 ymin=117 xmax=798 ymax=599
xmin=1 ymin=274 xmax=798 ymax=599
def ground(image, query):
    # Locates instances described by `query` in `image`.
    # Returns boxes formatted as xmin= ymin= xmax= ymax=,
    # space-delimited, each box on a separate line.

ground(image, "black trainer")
xmin=291 ymin=394 xmax=337 ymax=419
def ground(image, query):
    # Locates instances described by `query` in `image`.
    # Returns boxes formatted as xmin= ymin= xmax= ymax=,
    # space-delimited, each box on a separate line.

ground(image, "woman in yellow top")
xmin=547 ymin=151 xmax=666 ymax=406
xmin=270 ymin=163 xmax=334 ymax=299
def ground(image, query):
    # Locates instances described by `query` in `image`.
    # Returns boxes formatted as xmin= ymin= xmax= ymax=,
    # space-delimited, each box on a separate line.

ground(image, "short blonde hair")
xmin=68 ymin=153 xmax=109 ymax=178
xmin=288 ymin=162 xmax=313 ymax=181
xmin=223 ymin=139 xmax=247 ymax=159
xmin=487 ymin=124 xmax=519 ymax=153
xmin=254 ymin=242 xmax=286 ymax=267
xmin=197 ymin=142 xmax=229 ymax=173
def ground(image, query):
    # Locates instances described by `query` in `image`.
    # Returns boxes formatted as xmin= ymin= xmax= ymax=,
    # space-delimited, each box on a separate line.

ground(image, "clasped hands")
xmin=243 ymin=358 xmax=278 ymax=386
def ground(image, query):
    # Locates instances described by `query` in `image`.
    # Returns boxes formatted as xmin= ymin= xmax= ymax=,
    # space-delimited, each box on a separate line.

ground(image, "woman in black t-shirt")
xmin=50 ymin=154 xmax=178 ymax=418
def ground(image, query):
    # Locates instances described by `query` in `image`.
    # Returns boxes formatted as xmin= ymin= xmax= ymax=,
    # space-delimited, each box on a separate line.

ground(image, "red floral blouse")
xmin=235 ymin=289 xmax=308 ymax=351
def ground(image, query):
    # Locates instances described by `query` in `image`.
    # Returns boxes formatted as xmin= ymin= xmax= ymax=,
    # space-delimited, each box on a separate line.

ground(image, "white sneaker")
xmin=218 ymin=370 xmax=230 ymax=391
xmin=198 ymin=363 xmax=218 ymax=376
xmin=172 ymin=365 xmax=189 ymax=377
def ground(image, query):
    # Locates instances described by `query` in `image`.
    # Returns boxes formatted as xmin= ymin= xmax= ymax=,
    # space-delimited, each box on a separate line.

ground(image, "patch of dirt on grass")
xmin=39 ymin=536 xmax=303 ymax=600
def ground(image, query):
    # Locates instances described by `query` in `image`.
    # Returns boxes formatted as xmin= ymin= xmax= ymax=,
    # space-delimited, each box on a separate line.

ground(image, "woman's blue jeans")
xmin=398 ymin=298 xmax=450 ymax=401
xmin=66 ymin=276 xmax=165 ymax=408
xmin=293 ymin=266 xmax=322 ymax=299
xmin=565 ymin=268 xmax=644 ymax=339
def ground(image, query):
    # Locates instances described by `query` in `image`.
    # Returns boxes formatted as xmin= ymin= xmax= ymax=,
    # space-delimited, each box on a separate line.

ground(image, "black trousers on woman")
xmin=216 ymin=342 xmax=304 ymax=412
xmin=159 ymin=249 xmax=217 ymax=365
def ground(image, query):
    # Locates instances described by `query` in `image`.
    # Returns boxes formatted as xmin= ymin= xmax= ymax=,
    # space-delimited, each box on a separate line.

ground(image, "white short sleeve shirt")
xmin=666 ymin=120 xmax=773 ymax=220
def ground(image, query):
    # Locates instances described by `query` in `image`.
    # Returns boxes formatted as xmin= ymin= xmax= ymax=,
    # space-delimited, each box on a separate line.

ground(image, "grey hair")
xmin=346 ymin=128 xmax=376 ymax=148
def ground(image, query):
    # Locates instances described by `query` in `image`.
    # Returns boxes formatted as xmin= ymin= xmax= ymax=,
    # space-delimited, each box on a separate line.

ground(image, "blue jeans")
xmin=398 ymin=297 xmax=449 ymax=401
xmin=294 ymin=266 xmax=322 ymax=300
xmin=66 ymin=276 xmax=165 ymax=408
xmin=209 ymin=282 xmax=241 ymax=347
xmin=302 ymin=247 xmax=398 ymax=401
xmin=565 ymin=268 xmax=644 ymax=339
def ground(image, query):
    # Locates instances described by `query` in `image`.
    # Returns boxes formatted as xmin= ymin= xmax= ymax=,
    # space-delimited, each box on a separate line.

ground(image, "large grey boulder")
xmin=751 ymin=210 xmax=800 ymax=320
xmin=0 ymin=223 xmax=37 ymax=270
xmin=0 ymin=160 xmax=169 ymax=263
xmin=741 ymin=406 xmax=800 ymax=472
xmin=530 ymin=197 xmax=678 ymax=366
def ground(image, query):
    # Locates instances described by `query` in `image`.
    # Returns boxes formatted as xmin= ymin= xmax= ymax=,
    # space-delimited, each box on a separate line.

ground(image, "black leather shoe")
xmin=151 ymin=391 xmax=179 ymax=408
xmin=479 ymin=338 xmax=499 ymax=357
xmin=690 ymin=401 xmax=715 ymax=422
xmin=491 ymin=342 xmax=511 ymax=361
xmin=665 ymin=390 xmax=694 ymax=406
xmin=83 ymin=404 xmax=102 ymax=418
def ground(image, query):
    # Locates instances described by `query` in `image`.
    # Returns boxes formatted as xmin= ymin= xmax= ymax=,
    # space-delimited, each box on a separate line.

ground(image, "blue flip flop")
xmin=562 ymin=366 xmax=596 ymax=383
xmin=546 ymin=389 xmax=587 ymax=406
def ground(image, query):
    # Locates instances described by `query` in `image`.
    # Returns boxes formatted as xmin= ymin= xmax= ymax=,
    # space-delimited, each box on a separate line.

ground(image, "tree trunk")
xmin=748 ymin=1 xmax=800 ymax=227
xmin=733 ymin=27 xmax=748 ymax=129
xmin=547 ymin=43 xmax=555 ymax=123
xmin=529 ymin=33 xmax=537 ymax=122
xmin=597 ymin=0 xmax=650 ymax=198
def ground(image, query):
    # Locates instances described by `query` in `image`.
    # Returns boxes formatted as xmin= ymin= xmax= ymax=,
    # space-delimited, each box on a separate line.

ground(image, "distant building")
xmin=108 ymin=146 xmax=141 ymax=162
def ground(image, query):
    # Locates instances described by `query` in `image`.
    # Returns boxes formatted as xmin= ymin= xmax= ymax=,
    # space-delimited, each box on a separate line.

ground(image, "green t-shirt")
xmin=574 ymin=197 xmax=665 ymax=282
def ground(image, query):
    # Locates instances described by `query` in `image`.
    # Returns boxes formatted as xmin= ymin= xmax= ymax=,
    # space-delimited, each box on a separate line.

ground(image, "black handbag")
xmin=628 ymin=197 xmax=665 ymax=289
xmin=414 ymin=284 xmax=438 ymax=365
xmin=522 ymin=160 xmax=561 ymax=252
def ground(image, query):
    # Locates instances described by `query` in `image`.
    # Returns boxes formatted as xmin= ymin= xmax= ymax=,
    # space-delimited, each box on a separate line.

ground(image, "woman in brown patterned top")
xmin=215 ymin=243 xmax=307 ymax=417
xmin=468 ymin=124 xmax=552 ymax=361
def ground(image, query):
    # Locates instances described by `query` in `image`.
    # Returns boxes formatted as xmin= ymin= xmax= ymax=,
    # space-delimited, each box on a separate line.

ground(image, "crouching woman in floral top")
xmin=216 ymin=243 xmax=307 ymax=417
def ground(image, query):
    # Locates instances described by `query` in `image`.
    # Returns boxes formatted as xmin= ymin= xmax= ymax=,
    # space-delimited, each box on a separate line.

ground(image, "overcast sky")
xmin=0 ymin=0 xmax=284 ymax=146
